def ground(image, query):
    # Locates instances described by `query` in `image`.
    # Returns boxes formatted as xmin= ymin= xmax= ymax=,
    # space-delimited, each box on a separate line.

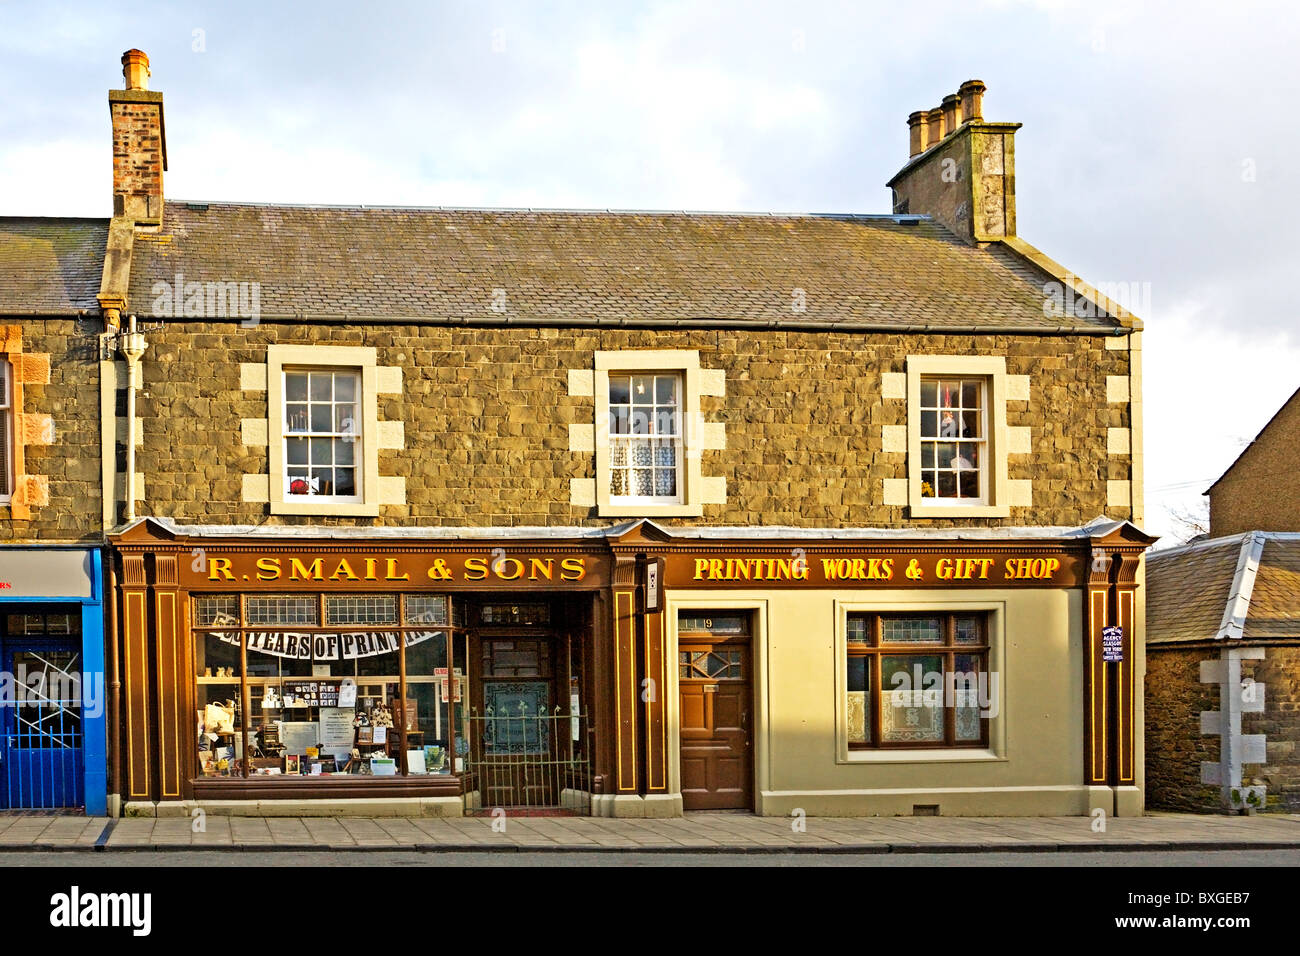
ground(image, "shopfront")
xmin=108 ymin=519 xmax=610 ymax=817
xmin=601 ymin=519 xmax=1154 ymax=819
xmin=0 ymin=547 xmax=106 ymax=815
xmin=110 ymin=517 xmax=1151 ymax=818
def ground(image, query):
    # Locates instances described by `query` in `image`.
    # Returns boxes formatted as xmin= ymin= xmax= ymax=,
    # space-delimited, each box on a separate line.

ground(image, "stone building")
xmin=1206 ymin=386 xmax=1300 ymax=537
xmin=0 ymin=222 xmax=109 ymax=813
xmin=12 ymin=50 xmax=1155 ymax=819
xmin=1146 ymin=386 xmax=1300 ymax=813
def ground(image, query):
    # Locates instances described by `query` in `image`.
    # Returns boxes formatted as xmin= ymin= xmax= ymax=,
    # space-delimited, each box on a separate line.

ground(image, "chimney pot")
xmin=959 ymin=79 xmax=986 ymax=124
xmin=926 ymin=107 xmax=945 ymax=147
xmin=907 ymin=111 xmax=929 ymax=157
xmin=941 ymin=94 xmax=961 ymax=134
xmin=122 ymin=49 xmax=150 ymax=91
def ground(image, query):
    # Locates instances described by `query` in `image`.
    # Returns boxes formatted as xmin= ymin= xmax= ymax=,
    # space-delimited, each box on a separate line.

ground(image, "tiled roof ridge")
xmin=166 ymin=199 xmax=931 ymax=222
xmin=1216 ymin=532 xmax=1266 ymax=641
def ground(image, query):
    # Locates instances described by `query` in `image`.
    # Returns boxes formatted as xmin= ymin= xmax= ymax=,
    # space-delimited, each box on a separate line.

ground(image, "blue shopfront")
xmin=0 ymin=547 xmax=106 ymax=815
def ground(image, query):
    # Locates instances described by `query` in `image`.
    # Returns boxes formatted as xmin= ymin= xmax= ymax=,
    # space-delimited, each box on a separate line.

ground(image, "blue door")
xmin=1 ymin=644 xmax=84 ymax=809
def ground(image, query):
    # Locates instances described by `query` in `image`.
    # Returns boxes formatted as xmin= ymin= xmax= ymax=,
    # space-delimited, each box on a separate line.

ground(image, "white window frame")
xmin=906 ymin=355 xmax=1009 ymax=518
xmin=267 ymin=346 xmax=379 ymax=517
xmin=594 ymin=350 xmax=703 ymax=518
xmin=280 ymin=367 xmax=363 ymax=505
xmin=606 ymin=372 xmax=684 ymax=508
xmin=918 ymin=375 xmax=990 ymax=506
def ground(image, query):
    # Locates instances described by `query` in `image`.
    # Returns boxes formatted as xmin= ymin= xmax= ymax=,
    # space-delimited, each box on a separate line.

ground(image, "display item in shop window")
xmin=261 ymin=688 xmax=281 ymax=709
xmin=204 ymin=702 xmax=235 ymax=734
xmin=353 ymin=709 xmax=370 ymax=728
xmin=369 ymin=703 xmax=393 ymax=728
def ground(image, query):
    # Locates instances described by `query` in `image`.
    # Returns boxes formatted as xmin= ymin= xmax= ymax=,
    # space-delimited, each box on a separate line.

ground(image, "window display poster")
xmin=318 ymin=707 xmax=356 ymax=753
xmin=406 ymin=749 xmax=426 ymax=775
xmin=338 ymin=678 xmax=357 ymax=708
xmin=280 ymin=721 xmax=319 ymax=756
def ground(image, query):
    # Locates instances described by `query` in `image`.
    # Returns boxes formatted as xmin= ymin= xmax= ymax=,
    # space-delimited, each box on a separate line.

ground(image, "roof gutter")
xmin=125 ymin=312 xmax=1127 ymax=336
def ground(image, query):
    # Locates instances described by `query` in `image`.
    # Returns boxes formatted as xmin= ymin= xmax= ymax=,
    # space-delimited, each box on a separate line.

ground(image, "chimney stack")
xmin=907 ymin=111 xmax=929 ymax=158
xmin=959 ymin=79 xmax=985 ymax=123
xmin=887 ymin=80 xmax=1021 ymax=244
xmin=121 ymin=49 xmax=150 ymax=91
xmin=941 ymin=94 xmax=961 ymax=135
xmin=925 ymin=108 xmax=944 ymax=150
xmin=109 ymin=48 xmax=167 ymax=223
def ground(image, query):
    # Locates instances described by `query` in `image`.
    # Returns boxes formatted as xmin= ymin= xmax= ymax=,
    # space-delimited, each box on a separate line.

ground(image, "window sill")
xmin=270 ymin=500 xmax=380 ymax=518
xmin=840 ymin=747 xmax=1002 ymax=765
xmin=910 ymin=502 xmax=1011 ymax=519
xmin=597 ymin=502 xmax=703 ymax=518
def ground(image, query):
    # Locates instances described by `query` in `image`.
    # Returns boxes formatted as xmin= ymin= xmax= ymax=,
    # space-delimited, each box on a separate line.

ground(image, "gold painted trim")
xmin=158 ymin=590 xmax=181 ymax=798
xmin=125 ymin=590 xmax=150 ymax=799
xmin=646 ymin=610 xmax=665 ymax=791
xmin=1119 ymin=589 xmax=1134 ymax=783
xmin=614 ymin=589 xmax=637 ymax=792
xmin=1089 ymin=587 xmax=1106 ymax=784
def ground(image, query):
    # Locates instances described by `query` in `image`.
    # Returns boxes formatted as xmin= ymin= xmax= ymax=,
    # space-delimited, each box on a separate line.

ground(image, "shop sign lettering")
xmin=202 ymin=554 xmax=588 ymax=585
xmin=690 ymin=554 xmax=1067 ymax=586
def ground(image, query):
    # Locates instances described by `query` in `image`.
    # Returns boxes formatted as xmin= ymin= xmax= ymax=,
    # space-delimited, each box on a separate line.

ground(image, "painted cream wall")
xmin=666 ymin=587 xmax=1088 ymax=816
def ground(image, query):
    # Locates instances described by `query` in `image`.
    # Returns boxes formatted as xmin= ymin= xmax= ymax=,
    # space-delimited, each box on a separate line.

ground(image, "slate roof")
xmin=0 ymin=218 xmax=109 ymax=315
xmin=1147 ymin=532 xmax=1300 ymax=645
xmin=1246 ymin=537 xmax=1300 ymax=640
xmin=123 ymin=202 xmax=1123 ymax=332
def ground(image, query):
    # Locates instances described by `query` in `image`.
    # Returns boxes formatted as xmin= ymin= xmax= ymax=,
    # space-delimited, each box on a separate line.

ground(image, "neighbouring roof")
xmin=123 ymin=202 xmax=1125 ymax=332
xmin=0 ymin=217 xmax=109 ymax=315
xmin=1147 ymin=532 xmax=1300 ymax=644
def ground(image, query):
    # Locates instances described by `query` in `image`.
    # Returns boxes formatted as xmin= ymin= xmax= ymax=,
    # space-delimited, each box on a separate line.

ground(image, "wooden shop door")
xmin=678 ymin=639 xmax=753 ymax=810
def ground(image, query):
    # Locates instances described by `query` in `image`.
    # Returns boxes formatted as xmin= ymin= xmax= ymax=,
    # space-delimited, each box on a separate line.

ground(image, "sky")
xmin=1 ymin=0 xmax=1297 ymax=545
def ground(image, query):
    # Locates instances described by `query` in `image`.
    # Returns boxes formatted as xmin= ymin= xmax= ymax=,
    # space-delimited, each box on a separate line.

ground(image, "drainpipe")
xmin=118 ymin=314 xmax=148 ymax=522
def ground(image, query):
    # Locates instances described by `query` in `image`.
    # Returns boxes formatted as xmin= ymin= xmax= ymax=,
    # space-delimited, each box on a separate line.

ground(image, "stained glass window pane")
xmin=847 ymin=616 xmax=869 ymax=644
xmin=195 ymin=595 xmax=240 ymax=627
xmin=245 ymin=595 xmax=318 ymax=626
xmin=881 ymin=617 xmax=943 ymax=644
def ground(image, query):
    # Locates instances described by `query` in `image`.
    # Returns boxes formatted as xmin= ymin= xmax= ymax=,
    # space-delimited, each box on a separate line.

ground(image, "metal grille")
xmin=326 ymin=594 xmax=398 ymax=625
xmin=194 ymin=595 xmax=240 ymax=626
xmin=244 ymin=595 xmax=317 ymax=626
xmin=405 ymin=595 xmax=448 ymax=626
xmin=3 ymin=650 xmax=83 ymax=810
xmin=464 ymin=710 xmax=591 ymax=815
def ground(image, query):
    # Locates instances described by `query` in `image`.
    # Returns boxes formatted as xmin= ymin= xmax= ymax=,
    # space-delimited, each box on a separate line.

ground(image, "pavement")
xmin=2 ymin=810 xmax=1300 ymax=854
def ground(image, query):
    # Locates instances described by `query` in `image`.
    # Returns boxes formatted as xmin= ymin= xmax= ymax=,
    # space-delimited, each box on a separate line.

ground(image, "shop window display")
xmin=846 ymin=612 xmax=990 ymax=748
xmin=193 ymin=593 xmax=465 ymax=779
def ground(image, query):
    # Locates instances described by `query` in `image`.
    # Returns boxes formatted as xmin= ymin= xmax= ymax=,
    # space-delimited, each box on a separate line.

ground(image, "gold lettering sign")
xmin=687 ymin=553 xmax=1071 ymax=587
xmin=202 ymin=553 xmax=588 ymax=586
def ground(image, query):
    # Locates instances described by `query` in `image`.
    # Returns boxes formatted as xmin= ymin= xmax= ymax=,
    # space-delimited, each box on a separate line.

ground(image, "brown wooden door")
xmin=678 ymin=642 xmax=752 ymax=810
